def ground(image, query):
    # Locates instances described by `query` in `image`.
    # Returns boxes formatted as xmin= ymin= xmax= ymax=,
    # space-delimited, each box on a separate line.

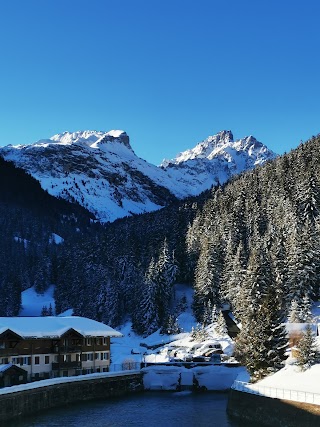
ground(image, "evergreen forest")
xmin=1 ymin=134 xmax=320 ymax=377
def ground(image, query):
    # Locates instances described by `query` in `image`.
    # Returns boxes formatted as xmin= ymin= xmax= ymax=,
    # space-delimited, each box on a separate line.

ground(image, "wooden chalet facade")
xmin=0 ymin=317 xmax=122 ymax=383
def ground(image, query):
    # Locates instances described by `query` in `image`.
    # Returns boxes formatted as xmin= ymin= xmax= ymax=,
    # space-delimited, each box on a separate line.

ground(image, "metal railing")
xmin=52 ymin=361 xmax=82 ymax=370
xmin=232 ymin=380 xmax=320 ymax=405
xmin=109 ymin=362 xmax=141 ymax=372
xmin=52 ymin=346 xmax=82 ymax=353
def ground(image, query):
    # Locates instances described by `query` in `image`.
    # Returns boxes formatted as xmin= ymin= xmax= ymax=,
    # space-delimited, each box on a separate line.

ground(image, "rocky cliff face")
xmin=0 ymin=129 xmax=276 ymax=222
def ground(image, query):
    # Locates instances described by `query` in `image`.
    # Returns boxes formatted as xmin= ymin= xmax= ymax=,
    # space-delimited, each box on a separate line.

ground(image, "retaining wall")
xmin=227 ymin=389 xmax=320 ymax=427
xmin=0 ymin=371 xmax=143 ymax=425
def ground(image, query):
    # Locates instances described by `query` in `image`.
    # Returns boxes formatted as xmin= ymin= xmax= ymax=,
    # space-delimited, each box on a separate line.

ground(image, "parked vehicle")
xmin=209 ymin=354 xmax=222 ymax=364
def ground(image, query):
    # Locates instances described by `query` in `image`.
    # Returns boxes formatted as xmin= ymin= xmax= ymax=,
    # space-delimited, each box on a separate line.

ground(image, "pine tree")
xmin=300 ymin=295 xmax=313 ymax=323
xmin=136 ymin=259 xmax=160 ymax=336
xmin=211 ymin=304 xmax=219 ymax=323
xmin=288 ymin=299 xmax=301 ymax=323
xmin=41 ymin=305 xmax=48 ymax=316
xmin=221 ymin=241 xmax=247 ymax=317
xmin=193 ymin=239 xmax=221 ymax=322
xmin=234 ymin=290 xmax=288 ymax=381
xmin=215 ymin=311 xmax=228 ymax=336
xmin=190 ymin=323 xmax=209 ymax=341
xmin=296 ymin=324 xmax=318 ymax=370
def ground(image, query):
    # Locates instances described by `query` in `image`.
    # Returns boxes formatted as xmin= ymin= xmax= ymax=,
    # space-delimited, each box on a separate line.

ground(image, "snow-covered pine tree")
xmin=136 ymin=258 xmax=160 ymax=336
xmin=288 ymin=299 xmax=302 ymax=323
xmin=221 ymin=241 xmax=247 ymax=317
xmin=296 ymin=324 xmax=318 ymax=370
xmin=41 ymin=305 xmax=48 ymax=316
xmin=300 ymin=295 xmax=313 ymax=323
xmin=235 ymin=244 xmax=271 ymax=320
xmin=155 ymin=239 xmax=178 ymax=324
xmin=193 ymin=238 xmax=221 ymax=322
xmin=215 ymin=311 xmax=228 ymax=336
xmin=191 ymin=323 xmax=209 ymax=341
xmin=203 ymin=300 xmax=212 ymax=326
xmin=161 ymin=314 xmax=181 ymax=335
xmin=211 ymin=304 xmax=219 ymax=324
xmin=234 ymin=289 xmax=288 ymax=381
xmin=287 ymin=222 xmax=318 ymax=304
xmin=100 ymin=279 xmax=122 ymax=327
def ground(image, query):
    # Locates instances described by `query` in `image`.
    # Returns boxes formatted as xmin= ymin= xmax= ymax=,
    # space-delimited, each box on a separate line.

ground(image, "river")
xmin=10 ymin=391 xmax=254 ymax=427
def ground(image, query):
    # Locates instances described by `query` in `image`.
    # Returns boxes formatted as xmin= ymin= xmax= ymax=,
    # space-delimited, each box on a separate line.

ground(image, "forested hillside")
xmin=1 ymin=133 xmax=320 ymax=368
xmin=52 ymin=134 xmax=320 ymax=345
xmin=0 ymin=157 xmax=95 ymax=315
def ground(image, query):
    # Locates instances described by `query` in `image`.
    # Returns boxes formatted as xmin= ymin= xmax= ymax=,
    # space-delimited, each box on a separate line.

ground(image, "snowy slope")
xmin=0 ymin=129 xmax=276 ymax=222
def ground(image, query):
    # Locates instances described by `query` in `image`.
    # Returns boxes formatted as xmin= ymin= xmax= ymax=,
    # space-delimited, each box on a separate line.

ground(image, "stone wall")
xmin=0 ymin=372 xmax=143 ymax=425
xmin=227 ymin=389 xmax=320 ymax=427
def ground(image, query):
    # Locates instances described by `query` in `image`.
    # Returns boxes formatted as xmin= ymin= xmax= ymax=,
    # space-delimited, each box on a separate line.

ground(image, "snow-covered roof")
xmin=0 ymin=317 xmax=122 ymax=339
xmin=0 ymin=363 xmax=13 ymax=373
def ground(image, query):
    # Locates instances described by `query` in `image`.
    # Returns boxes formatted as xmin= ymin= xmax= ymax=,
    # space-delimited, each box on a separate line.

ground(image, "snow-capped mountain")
xmin=160 ymin=130 xmax=276 ymax=192
xmin=0 ymin=130 xmax=276 ymax=222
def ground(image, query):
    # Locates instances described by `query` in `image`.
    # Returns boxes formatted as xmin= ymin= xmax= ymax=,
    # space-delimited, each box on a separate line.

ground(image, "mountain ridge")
xmin=0 ymin=129 xmax=276 ymax=222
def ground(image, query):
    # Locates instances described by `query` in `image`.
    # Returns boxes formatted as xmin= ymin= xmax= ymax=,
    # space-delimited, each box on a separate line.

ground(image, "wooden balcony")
xmin=0 ymin=348 xmax=19 ymax=357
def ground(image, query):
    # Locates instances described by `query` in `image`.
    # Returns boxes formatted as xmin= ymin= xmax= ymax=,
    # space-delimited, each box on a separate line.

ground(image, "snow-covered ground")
xmin=234 ymin=363 xmax=320 ymax=404
xmin=20 ymin=285 xmax=56 ymax=316
xmin=110 ymin=284 xmax=235 ymax=369
xmin=232 ymin=301 xmax=320 ymax=403
xmin=142 ymin=365 xmax=245 ymax=391
xmin=18 ymin=284 xmax=320 ymax=400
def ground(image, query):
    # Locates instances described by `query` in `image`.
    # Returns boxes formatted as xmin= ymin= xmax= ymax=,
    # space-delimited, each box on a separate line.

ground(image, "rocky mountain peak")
xmin=95 ymin=130 xmax=131 ymax=150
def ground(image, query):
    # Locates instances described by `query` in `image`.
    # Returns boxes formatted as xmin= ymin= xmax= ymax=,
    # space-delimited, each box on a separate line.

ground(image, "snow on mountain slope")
xmin=0 ymin=130 xmax=276 ymax=222
xmin=161 ymin=130 xmax=276 ymax=193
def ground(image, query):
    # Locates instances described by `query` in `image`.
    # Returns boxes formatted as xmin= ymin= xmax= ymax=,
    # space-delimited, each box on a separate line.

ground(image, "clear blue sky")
xmin=1 ymin=0 xmax=320 ymax=165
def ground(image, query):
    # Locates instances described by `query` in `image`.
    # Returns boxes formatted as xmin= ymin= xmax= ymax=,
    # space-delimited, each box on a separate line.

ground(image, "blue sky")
xmin=1 ymin=0 xmax=320 ymax=165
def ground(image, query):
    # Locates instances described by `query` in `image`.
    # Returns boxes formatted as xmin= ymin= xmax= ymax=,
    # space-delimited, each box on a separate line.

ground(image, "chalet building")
xmin=0 ymin=317 xmax=122 ymax=383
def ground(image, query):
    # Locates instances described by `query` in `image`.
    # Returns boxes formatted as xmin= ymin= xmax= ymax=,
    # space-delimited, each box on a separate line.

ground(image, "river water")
xmin=11 ymin=391 xmax=253 ymax=427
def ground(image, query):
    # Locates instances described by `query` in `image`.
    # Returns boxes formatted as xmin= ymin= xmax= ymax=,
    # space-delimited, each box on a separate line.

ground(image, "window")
xmin=96 ymin=338 xmax=102 ymax=346
xmin=87 ymin=353 xmax=94 ymax=362
xmin=54 ymin=355 xmax=59 ymax=363
xmin=1 ymin=358 xmax=8 ymax=364
xmin=81 ymin=354 xmax=87 ymax=362
xmin=100 ymin=352 xmax=109 ymax=361
xmin=23 ymin=357 xmax=31 ymax=365
xmin=35 ymin=356 xmax=40 ymax=365
xmin=45 ymin=356 xmax=50 ymax=364
xmin=0 ymin=341 xmax=5 ymax=349
xmin=95 ymin=353 xmax=99 ymax=360
xmin=103 ymin=337 xmax=108 ymax=346
xmin=86 ymin=338 xmax=92 ymax=346
xmin=102 ymin=367 xmax=108 ymax=372
xmin=63 ymin=354 xmax=71 ymax=362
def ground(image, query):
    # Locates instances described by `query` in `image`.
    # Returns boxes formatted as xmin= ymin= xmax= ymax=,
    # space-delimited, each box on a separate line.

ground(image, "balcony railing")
xmin=52 ymin=346 xmax=82 ymax=354
xmin=52 ymin=361 xmax=82 ymax=370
